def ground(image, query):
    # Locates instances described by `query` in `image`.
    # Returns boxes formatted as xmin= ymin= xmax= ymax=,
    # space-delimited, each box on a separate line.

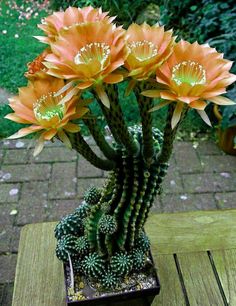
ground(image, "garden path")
xmin=0 ymin=138 xmax=235 ymax=305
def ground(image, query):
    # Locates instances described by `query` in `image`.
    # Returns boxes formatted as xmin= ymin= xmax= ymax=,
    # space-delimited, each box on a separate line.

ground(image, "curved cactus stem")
xmin=104 ymin=234 xmax=113 ymax=258
xmin=83 ymin=116 xmax=118 ymax=161
xmin=158 ymin=104 xmax=188 ymax=164
xmin=135 ymin=84 xmax=154 ymax=166
xmin=128 ymin=165 xmax=149 ymax=248
xmin=85 ymin=204 xmax=103 ymax=250
xmin=97 ymin=85 xmax=139 ymax=155
xmin=118 ymin=159 xmax=139 ymax=250
xmin=68 ymin=132 xmax=116 ymax=171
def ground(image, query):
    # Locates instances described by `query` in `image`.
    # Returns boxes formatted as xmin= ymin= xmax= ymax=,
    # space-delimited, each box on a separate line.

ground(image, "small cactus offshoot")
xmin=75 ymin=236 xmax=89 ymax=256
xmin=132 ymin=248 xmax=146 ymax=271
xmin=84 ymin=186 xmax=101 ymax=205
xmin=55 ymin=213 xmax=83 ymax=240
xmin=134 ymin=231 xmax=150 ymax=253
xmin=110 ymin=251 xmax=133 ymax=276
xmin=99 ymin=267 xmax=119 ymax=290
xmin=99 ymin=214 xmax=117 ymax=234
xmin=75 ymin=202 xmax=90 ymax=219
xmin=56 ymin=234 xmax=78 ymax=262
xmin=81 ymin=252 xmax=105 ymax=278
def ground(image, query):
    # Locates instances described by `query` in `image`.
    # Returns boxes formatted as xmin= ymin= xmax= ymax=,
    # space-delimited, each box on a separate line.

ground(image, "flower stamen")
xmin=127 ymin=40 xmax=158 ymax=62
xmin=172 ymin=61 xmax=206 ymax=86
xmin=34 ymin=92 xmax=65 ymax=121
xmin=74 ymin=42 xmax=110 ymax=68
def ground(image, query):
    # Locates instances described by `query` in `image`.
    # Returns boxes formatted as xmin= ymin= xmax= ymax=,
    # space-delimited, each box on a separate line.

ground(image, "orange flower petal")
xmin=149 ymin=100 xmax=172 ymax=112
xmin=197 ymin=110 xmax=212 ymax=126
xmin=160 ymin=91 xmax=176 ymax=101
xmin=171 ymin=102 xmax=183 ymax=129
xmin=43 ymin=129 xmax=58 ymax=140
xmin=141 ymin=90 xmax=161 ymax=98
xmin=8 ymin=125 xmax=43 ymax=139
xmin=63 ymin=122 xmax=81 ymax=133
xmin=77 ymin=81 xmax=94 ymax=90
xmin=5 ymin=113 xmax=31 ymax=124
xmin=33 ymin=135 xmax=45 ymax=156
xmin=208 ymin=96 xmax=235 ymax=105
xmin=95 ymin=85 xmax=110 ymax=108
xmin=58 ymin=130 xmax=72 ymax=149
xmin=103 ymin=74 xmax=123 ymax=84
xmin=189 ymin=100 xmax=207 ymax=110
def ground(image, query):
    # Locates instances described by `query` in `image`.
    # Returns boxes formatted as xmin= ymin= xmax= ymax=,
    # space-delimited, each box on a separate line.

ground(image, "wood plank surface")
xmin=177 ymin=252 xmax=225 ymax=306
xmin=211 ymin=249 xmax=236 ymax=305
xmin=13 ymin=210 xmax=236 ymax=305
xmin=153 ymin=254 xmax=186 ymax=306
xmin=12 ymin=222 xmax=65 ymax=306
xmin=145 ymin=210 xmax=236 ymax=254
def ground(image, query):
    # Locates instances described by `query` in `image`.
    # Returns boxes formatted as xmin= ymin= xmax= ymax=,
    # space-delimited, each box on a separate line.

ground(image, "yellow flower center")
xmin=172 ymin=61 xmax=206 ymax=86
xmin=127 ymin=40 xmax=158 ymax=62
xmin=34 ymin=92 xmax=65 ymax=121
xmin=74 ymin=42 xmax=110 ymax=68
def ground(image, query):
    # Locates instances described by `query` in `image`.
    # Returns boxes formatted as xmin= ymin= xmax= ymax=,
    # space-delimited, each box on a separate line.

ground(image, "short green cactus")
xmin=134 ymin=231 xmax=150 ymax=253
xmin=99 ymin=267 xmax=119 ymax=290
xmin=110 ymin=251 xmax=133 ymax=276
xmin=132 ymin=248 xmax=146 ymax=271
xmin=55 ymin=213 xmax=83 ymax=240
xmin=81 ymin=252 xmax=105 ymax=278
xmin=98 ymin=214 xmax=117 ymax=235
xmin=75 ymin=236 xmax=89 ymax=256
xmin=56 ymin=234 xmax=78 ymax=262
xmin=75 ymin=202 xmax=90 ymax=219
xmin=84 ymin=186 xmax=101 ymax=205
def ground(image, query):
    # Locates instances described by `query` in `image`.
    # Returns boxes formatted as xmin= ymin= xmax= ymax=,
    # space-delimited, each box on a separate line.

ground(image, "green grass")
xmin=0 ymin=0 xmax=210 ymax=140
xmin=0 ymin=0 xmax=50 ymax=92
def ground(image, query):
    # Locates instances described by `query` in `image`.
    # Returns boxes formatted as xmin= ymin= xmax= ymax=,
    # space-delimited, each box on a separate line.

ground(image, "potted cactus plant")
xmin=5 ymin=6 xmax=236 ymax=305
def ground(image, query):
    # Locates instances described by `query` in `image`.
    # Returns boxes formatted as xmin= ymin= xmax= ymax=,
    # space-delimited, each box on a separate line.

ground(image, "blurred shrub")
xmin=50 ymin=0 xmax=153 ymax=27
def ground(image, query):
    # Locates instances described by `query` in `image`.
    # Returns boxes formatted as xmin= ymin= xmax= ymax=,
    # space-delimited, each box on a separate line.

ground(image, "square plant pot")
xmin=63 ymin=251 xmax=160 ymax=306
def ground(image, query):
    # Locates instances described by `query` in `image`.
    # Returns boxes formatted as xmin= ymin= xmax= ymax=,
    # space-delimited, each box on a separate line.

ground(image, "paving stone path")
xmin=0 ymin=138 xmax=235 ymax=305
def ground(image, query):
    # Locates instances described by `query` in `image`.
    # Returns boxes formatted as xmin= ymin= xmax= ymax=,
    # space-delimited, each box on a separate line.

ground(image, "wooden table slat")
xmin=211 ymin=249 xmax=236 ymax=306
xmin=153 ymin=254 xmax=186 ymax=306
xmin=177 ymin=252 xmax=225 ymax=306
xmin=12 ymin=223 xmax=65 ymax=306
xmin=145 ymin=210 xmax=236 ymax=254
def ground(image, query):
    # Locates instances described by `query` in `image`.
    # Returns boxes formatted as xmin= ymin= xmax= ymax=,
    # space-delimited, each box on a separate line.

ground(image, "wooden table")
xmin=12 ymin=210 xmax=236 ymax=306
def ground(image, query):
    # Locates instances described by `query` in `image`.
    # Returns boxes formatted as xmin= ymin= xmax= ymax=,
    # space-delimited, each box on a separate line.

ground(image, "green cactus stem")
xmin=68 ymin=132 xmax=116 ymax=171
xmin=83 ymin=116 xmax=118 ymax=160
xmin=98 ymin=85 xmax=139 ymax=155
xmin=158 ymin=104 xmax=188 ymax=164
xmin=135 ymin=85 xmax=154 ymax=166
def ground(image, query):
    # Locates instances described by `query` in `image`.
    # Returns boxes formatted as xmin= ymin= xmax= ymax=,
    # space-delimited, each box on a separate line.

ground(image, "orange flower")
xmin=142 ymin=41 xmax=236 ymax=128
xmin=124 ymin=23 xmax=175 ymax=81
xmin=36 ymin=6 xmax=115 ymax=44
xmin=25 ymin=49 xmax=50 ymax=80
xmin=5 ymin=76 xmax=88 ymax=155
xmin=44 ymin=21 xmax=127 ymax=107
